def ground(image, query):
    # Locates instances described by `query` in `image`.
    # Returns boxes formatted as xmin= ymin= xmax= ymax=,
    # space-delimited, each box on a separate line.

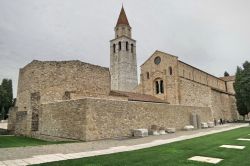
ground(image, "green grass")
xmin=36 ymin=127 xmax=250 ymax=166
xmin=0 ymin=136 xmax=69 ymax=148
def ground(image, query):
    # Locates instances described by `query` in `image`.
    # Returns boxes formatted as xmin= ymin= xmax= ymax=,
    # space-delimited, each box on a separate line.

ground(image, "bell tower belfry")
xmin=110 ymin=6 xmax=138 ymax=92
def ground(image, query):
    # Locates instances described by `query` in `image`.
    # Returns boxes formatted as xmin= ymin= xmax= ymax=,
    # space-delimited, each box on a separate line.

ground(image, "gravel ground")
xmin=0 ymin=123 xmax=248 ymax=161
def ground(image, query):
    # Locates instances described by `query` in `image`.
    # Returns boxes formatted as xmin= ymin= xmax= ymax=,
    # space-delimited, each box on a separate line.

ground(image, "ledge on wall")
xmin=110 ymin=91 xmax=169 ymax=104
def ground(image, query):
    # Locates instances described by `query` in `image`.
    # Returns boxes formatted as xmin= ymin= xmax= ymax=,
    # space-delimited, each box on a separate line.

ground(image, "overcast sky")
xmin=0 ymin=0 xmax=249 ymax=97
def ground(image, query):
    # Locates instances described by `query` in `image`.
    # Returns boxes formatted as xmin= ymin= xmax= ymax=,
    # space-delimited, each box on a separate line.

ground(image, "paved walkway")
xmin=0 ymin=123 xmax=248 ymax=165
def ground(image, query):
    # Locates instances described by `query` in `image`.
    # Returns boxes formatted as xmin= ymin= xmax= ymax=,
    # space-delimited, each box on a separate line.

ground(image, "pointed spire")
xmin=116 ymin=6 xmax=130 ymax=26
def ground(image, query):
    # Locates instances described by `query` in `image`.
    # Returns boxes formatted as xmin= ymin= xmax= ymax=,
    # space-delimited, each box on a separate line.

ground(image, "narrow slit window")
xmin=113 ymin=44 xmax=116 ymax=53
xmin=119 ymin=42 xmax=121 ymax=51
xmin=169 ymin=67 xmax=173 ymax=75
xmin=126 ymin=42 xmax=129 ymax=51
xmin=131 ymin=44 xmax=134 ymax=53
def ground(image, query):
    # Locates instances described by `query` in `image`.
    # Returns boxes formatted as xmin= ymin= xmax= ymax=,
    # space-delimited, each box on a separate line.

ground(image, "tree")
xmin=234 ymin=61 xmax=250 ymax=120
xmin=0 ymin=107 xmax=5 ymax=120
xmin=0 ymin=79 xmax=13 ymax=119
xmin=224 ymin=71 xmax=230 ymax=77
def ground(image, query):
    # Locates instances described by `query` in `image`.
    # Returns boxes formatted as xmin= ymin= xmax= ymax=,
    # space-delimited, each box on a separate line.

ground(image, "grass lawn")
xmin=0 ymin=136 xmax=70 ymax=148
xmin=36 ymin=127 xmax=250 ymax=166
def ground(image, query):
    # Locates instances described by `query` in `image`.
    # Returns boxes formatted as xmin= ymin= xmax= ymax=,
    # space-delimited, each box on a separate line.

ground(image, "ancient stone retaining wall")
xmin=39 ymin=98 xmax=212 ymax=141
xmin=39 ymin=100 xmax=87 ymax=140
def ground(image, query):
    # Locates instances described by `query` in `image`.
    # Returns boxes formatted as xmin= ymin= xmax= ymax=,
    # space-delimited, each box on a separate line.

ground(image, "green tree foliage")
xmin=0 ymin=79 xmax=13 ymax=119
xmin=234 ymin=61 xmax=250 ymax=119
xmin=224 ymin=71 xmax=230 ymax=77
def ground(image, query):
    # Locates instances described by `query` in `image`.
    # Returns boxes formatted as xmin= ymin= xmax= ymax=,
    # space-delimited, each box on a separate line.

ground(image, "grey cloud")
xmin=0 ymin=0 xmax=249 ymax=97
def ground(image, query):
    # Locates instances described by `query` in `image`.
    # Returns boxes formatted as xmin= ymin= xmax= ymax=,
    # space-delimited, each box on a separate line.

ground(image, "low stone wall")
xmin=39 ymin=98 xmax=212 ymax=141
xmin=39 ymin=100 xmax=87 ymax=140
xmin=85 ymin=99 xmax=212 ymax=141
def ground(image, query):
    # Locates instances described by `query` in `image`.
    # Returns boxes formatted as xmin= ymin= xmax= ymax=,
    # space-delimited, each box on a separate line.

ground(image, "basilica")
xmin=8 ymin=7 xmax=238 ymax=141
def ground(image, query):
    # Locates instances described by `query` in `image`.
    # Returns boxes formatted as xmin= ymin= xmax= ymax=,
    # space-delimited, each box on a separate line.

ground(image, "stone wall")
xmin=39 ymin=98 xmax=212 ymax=141
xmin=7 ymin=107 xmax=18 ymax=132
xmin=179 ymin=77 xmax=211 ymax=107
xmin=39 ymin=100 xmax=87 ymax=140
xmin=226 ymin=81 xmax=235 ymax=94
xmin=15 ymin=111 xmax=28 ymax=135
xmin=178 ymin=61 xmax=226 ymax=91
xmin=16 ymin=60 xmax=111 ymax=113
xmin=211 ymin=90 xmax=238 ymax=121
xmin=85 ymin=99 xmax=212 ymax=141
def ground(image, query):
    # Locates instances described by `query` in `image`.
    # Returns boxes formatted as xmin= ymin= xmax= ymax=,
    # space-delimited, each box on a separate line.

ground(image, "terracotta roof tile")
xmin=116 ymin=6 xmax=130 ymax=26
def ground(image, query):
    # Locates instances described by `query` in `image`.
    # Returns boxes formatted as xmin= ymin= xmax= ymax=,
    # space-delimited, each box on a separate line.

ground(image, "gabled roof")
xmin=116 ymin=6 xmax=130 ymax=26
xmin=140 ymin=50 xmax=178 ymax=67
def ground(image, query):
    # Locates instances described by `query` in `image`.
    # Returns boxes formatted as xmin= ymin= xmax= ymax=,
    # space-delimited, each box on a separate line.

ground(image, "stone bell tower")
xmin=110 ymin=6 xmax=138 ymax=92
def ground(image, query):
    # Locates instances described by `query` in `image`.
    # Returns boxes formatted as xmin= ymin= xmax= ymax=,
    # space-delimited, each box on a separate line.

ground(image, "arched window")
xmin=169 ymin=67 xmax=173 ymax=75
xmin=113 ymin=44 xmax=116 ymax=53
xmin=155 ymin=79 xmax=164 ymax=94
xmin=119 ymin=42 xmax=121 ymax=51
xmin=126 ymin=42 xmax=129 ymax=51
xmin=131 ymin=44 xmax=134 ymax=53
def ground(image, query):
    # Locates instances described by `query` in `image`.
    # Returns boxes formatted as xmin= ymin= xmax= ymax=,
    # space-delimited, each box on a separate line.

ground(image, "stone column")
xmin=190 ymin=113 xmax=198 ymax=129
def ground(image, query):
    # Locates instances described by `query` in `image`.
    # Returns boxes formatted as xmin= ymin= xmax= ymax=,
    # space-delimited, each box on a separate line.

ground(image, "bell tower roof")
xmin=116 ymin=6 xmax=130 ymax=27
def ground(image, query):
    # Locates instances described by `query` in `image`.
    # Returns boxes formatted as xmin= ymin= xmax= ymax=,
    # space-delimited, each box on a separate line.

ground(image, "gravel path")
xmin=0 ymin=123 xmax=248 ymax=162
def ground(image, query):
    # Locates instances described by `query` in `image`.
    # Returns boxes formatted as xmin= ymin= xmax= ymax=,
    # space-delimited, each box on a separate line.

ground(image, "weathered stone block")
xmin=166 ymin=128 xmax=176 ymax=133
xmin=208 ymin=122 xmax=215 ymax=128
xmin=191 ymin=113 xmax=198 ymax=129
xmin=196 ymin=114 xmax=201 ymax=129
xmin=183 ymin=125 xmax=194 ymax=131
xmin=133 ymin=129 xmax=148 ymax=137
xmin=152 ymin=131 xmax=160 ymax=136
xmin=159 ymin=130 xmax=166 ymax=135
xmin=201 ymin=122 xmax=208 ymax=128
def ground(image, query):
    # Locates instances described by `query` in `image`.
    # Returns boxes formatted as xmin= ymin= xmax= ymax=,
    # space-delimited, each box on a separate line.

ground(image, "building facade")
xmin=8 ymin=7 xmax=238 ymax=141
xmin=135 ymin=51 xmax=238 ymax=121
